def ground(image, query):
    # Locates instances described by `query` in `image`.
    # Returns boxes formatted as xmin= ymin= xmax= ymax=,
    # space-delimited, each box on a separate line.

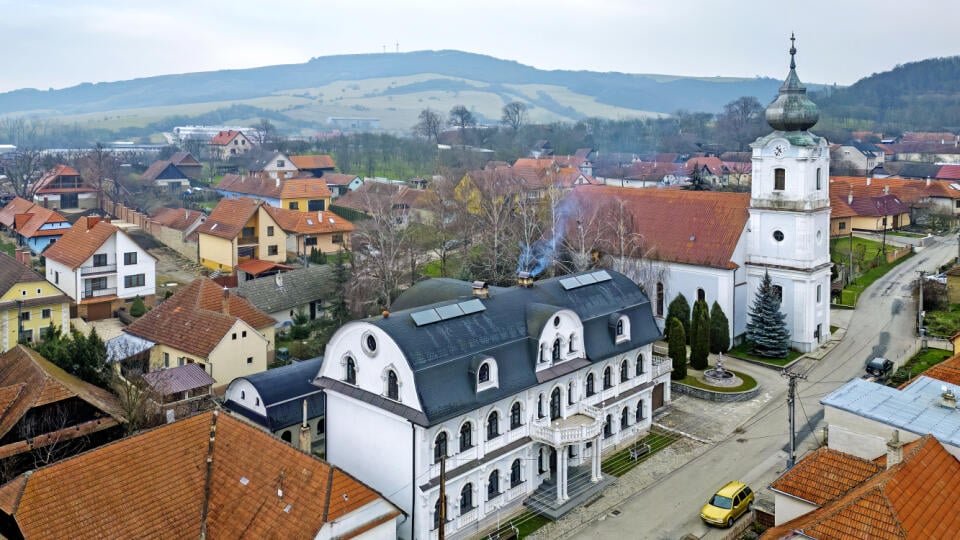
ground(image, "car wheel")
xmin=726 ymin=518 xmax=732 ymax=528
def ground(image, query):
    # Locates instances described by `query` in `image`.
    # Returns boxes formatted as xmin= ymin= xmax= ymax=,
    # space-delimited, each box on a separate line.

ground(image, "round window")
xmin=365 ymin=334 xmax=377 ymax=353
xmin=553 ymin=316 xmax=560 ymax=327
xmin=773 ymin=230 xmax=785 ymax=242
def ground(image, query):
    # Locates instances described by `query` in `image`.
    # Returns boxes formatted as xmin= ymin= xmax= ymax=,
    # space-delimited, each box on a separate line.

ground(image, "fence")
xmin=101 ymin=200 xmax=200 ymax=262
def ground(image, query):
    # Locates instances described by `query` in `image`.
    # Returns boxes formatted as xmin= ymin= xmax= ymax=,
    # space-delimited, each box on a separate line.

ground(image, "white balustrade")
xmin=457 ymin=507 xmax=478 ymax=529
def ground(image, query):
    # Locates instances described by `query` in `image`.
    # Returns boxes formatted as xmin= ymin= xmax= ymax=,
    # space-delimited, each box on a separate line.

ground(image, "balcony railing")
xmin=457 ymin=507 xmax=477 ymax=530
xmin=530 ymin=402 xmax=602 ymax=447
xmin=80 ymin=264 xmax=116 ymax=275
xmin=652 ymin=355 xmax=672 ymax=378
xmin=82 ymin=287 xmax=117 ymax=299
xmin=238 ymin=236 xmax=259 ymax=245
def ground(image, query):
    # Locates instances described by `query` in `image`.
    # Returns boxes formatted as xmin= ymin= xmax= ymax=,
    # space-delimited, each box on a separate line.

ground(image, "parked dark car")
xmin=865 ymin=357 xmax=894 ymax=380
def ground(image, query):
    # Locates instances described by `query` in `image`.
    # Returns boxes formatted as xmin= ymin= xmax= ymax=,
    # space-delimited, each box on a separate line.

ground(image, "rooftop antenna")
xmin=395 ymin=41 xmax=399 ymax=53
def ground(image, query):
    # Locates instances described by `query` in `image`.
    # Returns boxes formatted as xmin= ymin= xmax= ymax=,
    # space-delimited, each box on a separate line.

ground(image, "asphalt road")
xmin=568 ymin=234 xmax=959 ymax=540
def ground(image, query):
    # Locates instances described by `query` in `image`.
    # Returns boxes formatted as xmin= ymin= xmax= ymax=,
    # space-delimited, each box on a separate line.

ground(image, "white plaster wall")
xmin=825 ymin=407 xmax=922 ymax=459
xmin=774 ymin=493 xmax=818 ymax=526
xmin=750 ymin=137 xmax=830 ymax=209
xmin=116 ymin=231 xmax=156 ymax=299
xmin=46 ymin=259 xmax=77 ymax=301
xmin=658 ymin=262 xmax=740 ymax=338
xmin=317 ymin=499 xmax=399 ymax=540
xmin=224 ymin=378 xmax=266 ymax=415
xmin=745 ymin=265 xmax=831 ymax=352
xmin=535 ymin=309 xmax=584 ymax=367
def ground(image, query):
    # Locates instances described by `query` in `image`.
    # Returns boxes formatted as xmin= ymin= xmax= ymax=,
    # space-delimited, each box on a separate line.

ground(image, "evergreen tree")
xmin=329 ymin=249 xmax=351 ymax=326
xmin=746 ymin=271 xmax=791 ymax=358
xmin=666 ymin=293 xmax=691 ymax=342
xmin=667 ymin=316 xmax=687 ymax=380
xmin=130 ymin=295 xmax=146 ymax=317
xmin=709 ymin=301 xmax=731 ymax=354
xmin=689 ymin=299 xmax=710 ymax=370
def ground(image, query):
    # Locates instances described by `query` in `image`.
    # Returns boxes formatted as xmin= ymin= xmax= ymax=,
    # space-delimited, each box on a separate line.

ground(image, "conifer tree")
xmin=709 ymin=301 xmax=731 ymax=354
xmin=690 ymin=299 xmax=710 ymax=369
xmin=746 ymin=271 xmax=791 ymax=358
xmin=668 ymin=316 xmax=687 ymax=380
xmin=666 ymin=293 xmax=691 ymax=342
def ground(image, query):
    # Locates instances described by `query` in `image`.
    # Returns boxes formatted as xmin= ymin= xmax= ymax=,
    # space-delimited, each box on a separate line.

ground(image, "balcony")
xmin=82 ymin=287 xmax=117 ymax=299
xmin=238 ymin=236 xmax=259 ymax=246
xmin=652 ymin=355 xmax=672 ymax=378
xmin=80 ymin=264 xmax=117 ymax=276
xmin=530 ymin=402 xmax=602 ymax=447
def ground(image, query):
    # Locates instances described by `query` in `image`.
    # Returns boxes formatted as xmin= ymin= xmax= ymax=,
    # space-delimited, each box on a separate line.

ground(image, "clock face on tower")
xmin=773 ymin=144 xmax=785 ymax=158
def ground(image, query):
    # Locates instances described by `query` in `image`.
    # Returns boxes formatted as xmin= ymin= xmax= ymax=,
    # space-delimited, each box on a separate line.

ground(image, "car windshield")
xmin=710 ymin=494 xmax=733 ymax=509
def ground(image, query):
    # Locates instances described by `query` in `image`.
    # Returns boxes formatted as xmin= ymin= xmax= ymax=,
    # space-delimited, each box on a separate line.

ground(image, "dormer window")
xmin=345 ymin=356 xmax=357 ymax=385
xmin=476 ymin=358 xmax=498 ymax=392
xmin=552 ymin=339 xmax=561 ymax=362
xmin=612 ymin=314 xmax=631 ymax=344
xmin=616 ymin=319 xmax=623 ymax=336
xmin=386 ymin=369 xmax=399 ymax=400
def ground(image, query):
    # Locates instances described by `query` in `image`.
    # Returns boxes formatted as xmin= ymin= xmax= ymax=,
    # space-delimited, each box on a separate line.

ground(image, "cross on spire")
xmin=789 ymin=33 xmax=797 ymax=70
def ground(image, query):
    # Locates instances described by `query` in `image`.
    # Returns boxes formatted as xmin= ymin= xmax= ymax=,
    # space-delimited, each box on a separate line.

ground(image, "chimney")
xmin=472 ymin=280 xmax=489 ymax=299
xmin=21 ymin=251 xmax=29 ymax=268
xmin=866 ymin=177 xmax=872 ymax=186
xmin=222 ymin=286 xmax=230 ymax=315
xmin=941 ymin=386 xmax=957 ymax=409
xmin=87 ymin=216 xmax=101 ymax=229
xmin=886 ymin=430 xmax=904 ymax=469
xmin=883 ymin=185 xmax=890 ymax=195
xmin=298 ymin=399 xmax=311 ymax=453
xmin=517 ymin=271 xmax=534 ymax=288
xmin=848 ymin=187 xmax=854 ymax=205
xmin=926 ymin=177 xmax=931 ymax=187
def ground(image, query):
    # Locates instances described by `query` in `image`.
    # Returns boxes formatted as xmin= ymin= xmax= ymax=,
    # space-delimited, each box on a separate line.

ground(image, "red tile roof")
xmin=289 ymin=154 xmax=336 ymax=170
xmin=217 ymin=173 xmax=332 ymax=201
xmin=902 ymin=131 xmax=957 ymax=143
xmin=125 ymin=277 xmax=275 ymax=359
xmin=0 ymin=198 xmax=36 ymax=228
xmin=322 ymin=173 xmax=360 ymax=186
xmin=235 ymin=259 xmax=293 ymax=276
xmin=209 ymin=130 xmax=243 ymax=145
xmin=770 ymin=447 xmax=883 ymax=505
xmin=686 ymin=156 xmax=725 ymax=175
xmin=263 ymin=206 xmax=355 ymax=235
xmin=0 ymin=198 xmax=68 ymax=239
xmin=42 ymin=217 xmax=122 ymax=269
xmin=0 ymin=411 xmax=399 ymax=539
xmin=764 ymin=435 xmax=960 ymax=540
xmin=196 ymin=197 xmax=264 ymax=240
xmin=150 ymin=207 xmax=205 ymax=232
xmin=937 ymin=165 xmax=960 ymax=181
xmin=33 ymin=164 xmax=95 ymax=194
xmin=333 ymin=181 xmax=407 ymax=214
xmin=280 ymin=178 xmax=332 ymax=200
xmin=567 ymin=186 xmax=748 ymax=269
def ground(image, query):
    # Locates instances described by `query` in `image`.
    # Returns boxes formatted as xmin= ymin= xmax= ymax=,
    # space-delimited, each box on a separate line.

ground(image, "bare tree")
xmin=501 ymin=102 xmax=528 ymax=134
xmin=351 ymin=187 xmax=417 ymax=310
xmin=78 ymin=143 xmax=124 ymax=208
xmin=466 ymin=169 xmax=522 ymax=285
xmin=448 ymin=105 xmax=476 ymax=144
xmin=17 ymin=403 xmax=91 ymax=471
xmin=604 ymin=198 xmax=667 ymax=295
xmin=3 ymin=148 xmax=43 ymax=199
xmin=414 ymin=108 xmax=443 ymax=145
xmin=110 ymin=373 xmax=161 ymax=436
xmin=716 ymin=96 xmax=765 ymax=151
xmin=250 ymin=118 xmax=277 ymax=147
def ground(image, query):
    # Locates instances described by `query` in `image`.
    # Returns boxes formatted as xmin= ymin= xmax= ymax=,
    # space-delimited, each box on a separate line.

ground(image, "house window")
xmin=636 ymin=354 xmax=645 ymax=375
xmin=268 ymin=245 xmax=278 ymax=256
xmin=816 ymin=168 xmax=822 ymax=190
xmin=305 ymin=237 xmax=318 ymax=246
xmin=568 ymin=381 xmax=574 ymax=405
xmin=246 ymin=357 xmax=253 ymax=364
xmin=510 ymin=402 xmax=522 ymax=430
xmin=281 ymin=431 xmax=292 ymax=443
xmin=89 ymin=277 xmax=107 ymax=291
xmin=242 ymin=226 xmax=255 ymax=238
xmin=21 ymin=329 xmax=32 ymax=343
xmin=774 ymin=168 xmax=786 ymax=191
xmin=620 ymin=360 xmax=629 ymax=382
xmin=537 ymin=394 xmax=544 ymax=418
xmin=242 ymin=331 xmax=247 ymax=338
xmin=164 ymin=352 xmax=170 ymax=368
xmin=603 ymin=414 xmax=613 ymax=438
xmin=839 ymin=222 xmax=847 ymax=230
xmin=478 ymin=362 xmax=490 ymax=383
xmin=289 ymin=202 xmax=299 ymax=210
xmin=267 ymin=226 xmax=275 ymax=237
xmin=41 ymin=308 xmax=51 ymax=319
xmin=54 ymin=271 xmax=58 ymax=284
xmin=123 ymin=252 xmax=137 ymax=265
xmin=621 ymin=407 xmax=630 ymax=429
xmin=332 ymin=234 xmax=344 ymax=244
xmin=603 ymin=366 xmax=613 ymax=389
xmin=434 ymin=498 xmax=445 ymax=530
xmin=232 ymin=333 xmax=237 ymax=340
xmin=487 ymin=471 xmax=500 ymax=500
xmin=550 ymin=388 xmax=561 ymax=420
xmin=636 ymin=399 xmax=644 ymax=422
xmin=460 ymin=484 xmax=474 ymax=514
xmin=386 ymin=370 xmax=399 ymax=400
xmin=19 ymin=311 xmax=30 ymax=321
xmin=124 ymin=274 xmax=145 ymax=288
xmin=93 ymin=253 xmax=107 ymax=267
xmin=434 ymin=432 xmax=447 ymax=463
xmin=656 ymin=282 xmax=664 ymax=317
xmin=586 ymin=373 xmax=595 ymax=396
xmin=552 ymin=338 xmax=561 ymax=362
xmin=486 ymin=411 xmax=499 ymax=440
xmin=460 ymin=422 xmax=473 ymax=451
xmin=276 ymin=160 xmax=285 ymax=168
xmin=817 ymin=284 xmax=822 ymax=303
xmin=345 ymin=357 xmax=357 ymax=384
xmin=511 ymin=459 xmax=522 ymax=487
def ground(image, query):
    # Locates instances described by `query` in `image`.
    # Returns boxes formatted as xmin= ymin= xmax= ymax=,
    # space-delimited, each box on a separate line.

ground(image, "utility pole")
xmin=917 ymin=270 xmax=925 ymax=335
xmin=848 ymin=231 xmax=854 ymax=285
xmin=781 ymin=366 xmax=808 ymax=469
xmin=438 ymin=455 xmax=446 ymax=540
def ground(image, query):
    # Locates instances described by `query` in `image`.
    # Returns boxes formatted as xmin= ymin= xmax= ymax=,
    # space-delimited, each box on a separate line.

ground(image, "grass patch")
xmin=601 ymin=428 xmax=680 ymax=478
xmin=923 ymin=304 xmax=960 ymax=336
xmin=422 ymin=254 xmax=464 ymax=278
xmin=830 ymin=235 xmax=914 ymax=306
xmin=887 ymin=230 xmax=925 ymax=238
xmin=0 ymin=237 xmax=15 ymax=257
xmin=677 ymin=370 xmax=758 ymax=392
xmin=830 ymin=325 xmax=839 ymax=334
xmin=727 ymin=342 xmax=804 ymax=366
xmin=891 ymin=348 xmax=953 ymax=387
xmin=514 ymin=512 xmax=552 ymax=538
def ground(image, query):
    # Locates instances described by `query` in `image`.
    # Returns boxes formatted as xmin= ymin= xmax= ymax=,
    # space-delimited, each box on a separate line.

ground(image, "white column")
xmin=561 ymin=445 xmax=569 ymax=500
xmin=593 ymin=435 xmax=602 ymax=481
xmin=555 ymin=446 xmax=563 ymax=504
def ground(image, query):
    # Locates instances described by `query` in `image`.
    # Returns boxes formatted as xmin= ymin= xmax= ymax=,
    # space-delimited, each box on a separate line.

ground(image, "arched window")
xmin=568 ymin=381 xmax=575 ymax=405
xmin=621 ymin=407 xmax=630 ymax=429
xmin=774 ymin=168 xmax=786 ymax=190
xmin=434 ymin=497 xmax=444 ymax=530
xmin=603 ymin=414 xmax=613 ymax=438
xmin=460 ymin=422 xmax=473 ymax=451
xmin=460 ymin=483 xmax=473 ymax=514
xmin=510 ymin=402 xmax=522 ymax=430
xmin=569 ymin=333 xmax=576 ymax=353
xmin=434 ymin=432 xmax=448 ymax=463
xmin=616 ymin=319 xmax=624 ymax=336
xmin=552 ymin=338 xmax=561 ymax=362
xmin=537 ymin=394 xmax=545 ymax=418
xmin=550 ymin=387 xmax=561 ymax=420
xmin=345 ymin=356 xmax=357 ymax=384
xmin=636 ymin=353 xmax=645 ymax=376
xmin=636 ymin=399 xmax=644 ymax=422
xmin=620 ymin=360 xmax=629 ymax=382
xmin=656 ymin=282 xmax=664 ymax=317
xmin=487 ymin=470 xmax=500 ymax=500
xmin=586 ymin=373 xmax=595 ymax=396
xmin=478 ymin=362 xmax=490 ymax=383
xmin=386 ymin=370 xmax=399 ymax=400
xmin=697 ymin=288 xmax=705 ymax=302
xmin=281 ymin=430 xmax=292 ymax=443
xmin=603 ymin=366 xmax=613 ymax=389
xmin=816 ymin=168 xmax=822 ymax=190
xmin=486 ymin=411 xmax=499 ymax=440
xmin=511 ymin=459 xmax=522 ymax=487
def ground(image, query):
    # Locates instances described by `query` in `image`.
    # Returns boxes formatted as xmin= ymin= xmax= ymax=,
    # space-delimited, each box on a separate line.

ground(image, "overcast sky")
xmin=0 ymin=0 xmax=956 ymax=93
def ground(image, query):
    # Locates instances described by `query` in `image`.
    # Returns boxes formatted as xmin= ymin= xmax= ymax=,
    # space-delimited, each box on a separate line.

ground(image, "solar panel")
xmin=559 ymin=277 xmax=579 ymax=290
xmin=459 ymin=299 xmax=486 ymax=315
xmin=411 ymin=309 xmax=441 ymax=326
xmin=576 ymin=273 xmax=597 ymax=285
xmin=592 ymin=270 xmax=612 ymax=282
xmin=436 ymin=303 xmax=465 ymax=320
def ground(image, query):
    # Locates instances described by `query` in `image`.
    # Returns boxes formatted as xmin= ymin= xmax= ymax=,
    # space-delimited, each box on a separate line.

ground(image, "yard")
xmin=830 ymin=236 xmax=913 ymax=306
xmin=923 ymin=304 xmax=960 ymax=337
xmin=727 ymin=342 xmax=804 ymax=367
xmin=890 ymin=348 xmax=953 ymax=387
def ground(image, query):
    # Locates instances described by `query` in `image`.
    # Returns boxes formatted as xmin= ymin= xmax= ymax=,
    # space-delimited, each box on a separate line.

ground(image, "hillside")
xmin=813 ymin=56 xmax=960 ymax=132
xmin=0 ymin=50 xmax=785 ymax=133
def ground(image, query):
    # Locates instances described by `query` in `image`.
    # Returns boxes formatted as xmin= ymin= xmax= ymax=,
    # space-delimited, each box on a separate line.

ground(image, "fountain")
xmin=702 ymin=354 xmax=743 ymax=388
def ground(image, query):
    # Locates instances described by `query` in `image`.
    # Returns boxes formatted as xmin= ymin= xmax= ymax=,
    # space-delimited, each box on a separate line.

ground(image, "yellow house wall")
xmin=0 ymin=280 xmax=70 ymax=351
xmin=282 ymin=196 xmax=332 ymax=212
xmin=296 ymin=233 xmax=351 ymax=255
xmin=147 ymin=320 xmax=269 ymax=387
xmin=199 ymin=234 xmax=236 ymax=271
xmin=851 ymin=214 xmax=911 ymax=232
xmin=255 ymin=209 xmax=287 ymax=263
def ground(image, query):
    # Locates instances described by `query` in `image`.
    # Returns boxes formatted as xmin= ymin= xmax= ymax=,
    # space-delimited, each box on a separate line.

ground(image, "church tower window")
xmin=774 ymin=168 xmax=786 ymax=190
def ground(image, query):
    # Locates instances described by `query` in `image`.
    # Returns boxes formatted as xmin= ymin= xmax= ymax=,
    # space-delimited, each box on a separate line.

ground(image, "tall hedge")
xmin=690 ymin=299 xmax=710 ymax=370
xmin=666 ymin=293 xmax=691 ymax=342
xmin=709 ymin=301 xmax=731 ymax=354
xmin=668 ymin=316 xmax=687 ymax=380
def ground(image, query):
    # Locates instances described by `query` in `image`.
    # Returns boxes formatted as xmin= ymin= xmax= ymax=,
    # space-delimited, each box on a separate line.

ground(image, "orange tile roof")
xmin=209 ymin=130 xmax=243 ymax=145
xmin=0 ymin=411 xmax=400 ymax=539
xmin=901 ymin=353 xmax=960 ymax=389
xmin=41 ymin=217 xmax=123 ymax=269
xmin=334 ymin=181 xmax=406 ymax=214
xmin=235 ymin=259 xmax=292 ymax=276
xmin=289 ymin=154 xmax=336 ymax=170
xmin=763 ymin=435 xmax=960 ymax=540
xmin=686 ymin=156 xmax=725 ymax=175
xmin=125 ymin=277 xmax=275 ymax=359
xmin=150 ymin=207 xmax=205 ymax=232
xmin=568 ymin=185 xmax=749 ymax=269
xmin=217 ymin=174 xmax=331 ymax=201
xmin=33 ymin=164 xmax=95 ymax=194
xmin=196 ymin=197 xmax=263 ymax=240
xmin=770 ymin=447 xmax=883 ymax=505
xmin=263 ymin=206 xmax=355 ymax=235
xmin=0 ymin=198 xmax=68 ymax=239
xmin=830 ymin=189 xmax=859 ymax=219
xmin=0 ymin=198 xmax=35 ymax=228
xmin=937 ymin=165 xmax=960 ymax=181
xmin=322 ymin=172 xmax=360 ymax=186
xmin=279 ymin=177 xmax=332 ymax=200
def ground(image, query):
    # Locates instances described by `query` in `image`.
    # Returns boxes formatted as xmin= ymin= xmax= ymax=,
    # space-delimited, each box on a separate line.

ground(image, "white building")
xmin=314 ymin=271 xmax=671 ymax=540
xmin=43 ymin=216 xmax=156 ymax=320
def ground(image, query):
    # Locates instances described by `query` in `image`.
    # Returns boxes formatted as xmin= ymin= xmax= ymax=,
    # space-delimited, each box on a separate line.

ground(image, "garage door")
xmin=86 ymin=302 xmax=113 ymax=321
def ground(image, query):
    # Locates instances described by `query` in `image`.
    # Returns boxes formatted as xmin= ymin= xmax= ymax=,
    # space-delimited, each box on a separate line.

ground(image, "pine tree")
xmin=130 ymin=295 xmax=146 ymax=317
xmin=709 ymin=301 xmax=731 ymax=354
xmin=689 ymin=299 xmax=710 ymax=370
xmin=746 ymin=271 xmax=791 ymax=358
xmin=668 ymin=316 xmax=687 ymax=380
xmin=666 ymin=293 xmax=691 ymax=342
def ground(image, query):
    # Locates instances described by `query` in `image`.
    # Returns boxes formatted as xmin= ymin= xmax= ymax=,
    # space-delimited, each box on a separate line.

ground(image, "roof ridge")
xmin=322 ymin=465 xmax=334 ymax=522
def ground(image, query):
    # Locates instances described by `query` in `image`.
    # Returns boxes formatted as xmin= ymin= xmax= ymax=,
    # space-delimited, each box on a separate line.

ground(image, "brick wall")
xmin=101 ymin=200 xmax=199 ymax=262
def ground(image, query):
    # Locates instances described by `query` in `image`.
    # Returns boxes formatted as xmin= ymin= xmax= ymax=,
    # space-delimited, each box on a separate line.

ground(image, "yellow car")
xmin=700 ymin=481 xmax=754 ymax=528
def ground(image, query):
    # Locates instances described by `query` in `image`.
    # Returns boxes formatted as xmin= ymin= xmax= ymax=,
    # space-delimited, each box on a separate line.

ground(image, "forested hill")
xmin=813 ymin=56 xmax=960 ymax=132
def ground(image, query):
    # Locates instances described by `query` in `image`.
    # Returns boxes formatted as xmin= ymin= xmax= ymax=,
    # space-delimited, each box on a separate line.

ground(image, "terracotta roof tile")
xmin=937 ymin=165 xmax=960 ymax=181
xmin=771 ymin=447 xmax=883 ymax=505
xmin=41 ymin=217 xmax=120 ymax=269
xmin=150 ymin=207 xmax=205 ymax=232
xmin=0 ymin=198 xmax=68 ymax=239
xmin=125 ymin=278 xmax=275 ymax=359
xmin=289 ymin=154 xmax=336 ymax=170
xmin=234 ymin=259 xmax=292 ymax=276
xmin=196 ymin=197 xmax=263 ymax=240
xmin=263 ymin=205 xmax=355 ymax=235
xmin=322 ymin=173 xmax=360 ymax=186
xmin=902 ymin=353 xmax=960 ymax=388
xmin=279 ymin=177 xmax=332 ymax=200
xmin=567 ymin=186 xmax=749 ymax=269
xmin=0 ymin=198 xmax=36 ymax=228
xmin=0 ymin=411 xmax=397 ymax=539
xmin=210 ymin=130 xmax=244 ymax=145
xmin=33 ymin=164 xmax=95 ymax=194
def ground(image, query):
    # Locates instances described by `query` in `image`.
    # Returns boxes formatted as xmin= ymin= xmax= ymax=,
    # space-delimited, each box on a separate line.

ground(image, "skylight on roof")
xmin=307 ymin=219 xmax=313 ymax=225
xmin=559 ymin=270 xmax=613 ymax=290
xmin=410 ymin=299 xmax=487 ymax=327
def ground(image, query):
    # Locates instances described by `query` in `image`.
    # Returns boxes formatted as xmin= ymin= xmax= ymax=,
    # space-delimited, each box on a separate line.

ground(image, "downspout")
xmin=409 ymin=420 xmax=416 ymax=537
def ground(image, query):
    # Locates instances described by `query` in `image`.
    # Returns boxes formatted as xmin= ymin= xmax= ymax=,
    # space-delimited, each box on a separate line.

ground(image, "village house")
xmin=196 ymin=197 xmax=288 ymax=274
xmin=263 ymin=205 xmax=355 ymax=258
xmin=0 ymin=251 xmax=70 ymax=350
xmin=0 ymin=197 xmax=70 ymax=254
xmin=322 ymin=172 xmax=363 ymax=198
xmin=32 ymin=164 xmax=98 ymax=212
xmin=830 ymin=141 xmax=885 ymax=175
xmin=123 ymin=277 xmax=275 ymax=388
xmin=140 ymin=159 xmax=191 ymax=194
xmin=141 ymin=363 xmax=215 ymax=421
xmin=335 ymin=180 xmax=433 ymax=227
xmin=209 ymin=129 xmax=253 ymax=159
xmin=169 ymin=151 xmax=202 ymax=180
xmin=42 ymin=216 xmax=157 ymax=321
xmin=289 ymin=154 xmax=337 ymax=178
xmin=232 ymin=264 xmax=335 ymax=328
xmin=314 ymin=271 xmax=671 ymax=540
xmin=0 ymin=410 xmax=402 ymax=540
xmin=216 ymin=173 xmax=333 ymax=211
xmin=147 ymin=207 xmax=205 ymax=263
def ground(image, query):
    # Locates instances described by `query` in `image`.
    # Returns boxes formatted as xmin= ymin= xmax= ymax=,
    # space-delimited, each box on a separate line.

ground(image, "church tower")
xmin=745 ymin=35 xmax=831 ymax=353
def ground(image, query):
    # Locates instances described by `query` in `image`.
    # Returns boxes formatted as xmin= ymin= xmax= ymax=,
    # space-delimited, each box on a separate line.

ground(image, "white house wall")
xmin=773 ymin=492 xmax=818 ymax=526
xmin=115 ymin=231 xmax=156 ymax=299
xmin=317 ymin=499 xmax=399 ymax=540
xmin=45 ymin=259 xmax=77 ymax=301
xmin=224 ymin=379 xmax=267 ymax=416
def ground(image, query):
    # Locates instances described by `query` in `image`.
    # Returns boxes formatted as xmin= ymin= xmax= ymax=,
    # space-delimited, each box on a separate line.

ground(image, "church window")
xmin=434 ymin=432 xmax=448 ymax=463
xmin=386 ymin=370 xmax=399 ymax=400
xmin=774 ymin=168 xmax=786 ymax=191
xmin=772 ymin=285 xmax=783 ymax=302
xmin=773 ymin=230 xmax=785 ymax=242
xmin=697 ymin=288 xmax=705 ymax=302
xmin=816 ymin=168 xmax=822 ymax=190
xmin=656 ymin=282 xmax=664 ymax=317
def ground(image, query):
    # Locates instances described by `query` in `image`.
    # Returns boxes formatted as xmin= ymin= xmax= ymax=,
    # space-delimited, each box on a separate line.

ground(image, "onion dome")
xmin=765 ymin=34 xmax=819 ymax=132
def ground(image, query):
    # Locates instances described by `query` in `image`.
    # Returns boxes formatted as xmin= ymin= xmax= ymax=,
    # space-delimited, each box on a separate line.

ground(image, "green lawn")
xmin=887 ymin=230 xmax=926 ymax=238
xmin=678 ymin=370 xmax=758 ymax=392
xmin=422 ymin=254 xmax=464 ymax=278
xmin=727 ymin=342 xmax=804 ymax=366
xmin=831 ymin=235 xmax=913 ymax=306
xmin=891 ymin=348 xmax=953 ymax=387
xmin=923 ymin=304 xmax=960 ymax=337
xmin=0 ymin=237 xmax=14 ymax=257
